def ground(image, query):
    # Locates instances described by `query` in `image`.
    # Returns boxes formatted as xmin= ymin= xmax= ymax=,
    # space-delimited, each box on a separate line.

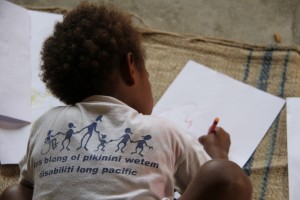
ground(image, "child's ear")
xmin=121 ymin=52 xmax=136 ymax=86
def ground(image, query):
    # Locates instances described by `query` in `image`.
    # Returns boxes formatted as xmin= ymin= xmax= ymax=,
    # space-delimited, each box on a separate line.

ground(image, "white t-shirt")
xmin=19 ymin=95 xmax=211 ymax=200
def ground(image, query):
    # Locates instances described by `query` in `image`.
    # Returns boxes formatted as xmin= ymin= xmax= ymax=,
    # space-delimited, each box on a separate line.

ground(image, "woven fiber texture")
xmin=141 ymin=28 xmax=300 ymax=200
xmin=1 ymin=11 xmax=300 ymax=198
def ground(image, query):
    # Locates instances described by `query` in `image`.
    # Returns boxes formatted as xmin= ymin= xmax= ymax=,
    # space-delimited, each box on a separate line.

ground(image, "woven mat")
xmin=1 ymin=8 xmax=300 ymax=199
xmin=141 ymin=28 xmax=300 ymax=200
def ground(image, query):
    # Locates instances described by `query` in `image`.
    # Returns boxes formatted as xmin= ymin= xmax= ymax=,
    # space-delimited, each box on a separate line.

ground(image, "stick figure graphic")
xmin=41 ymin=130 xmax=59 ymax=155
xmin=54 ymin=123 xmax=77 ymax=151
xmin=95 ymin=134 xmax=109 ymax=151
xmin=110 ymin=128 xmax=133 ymax=153
xmin=44 ymin=130 xmax=54 ymax=144
xmin=77 ymin=115 xmax=102 ymax=151
xmin=131 ymin=135 xmax=153 ymax=157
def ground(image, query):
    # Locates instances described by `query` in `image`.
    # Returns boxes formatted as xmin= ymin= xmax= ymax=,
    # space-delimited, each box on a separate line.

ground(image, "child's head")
xmin=41 ymin=2 xmax=153 ymax=114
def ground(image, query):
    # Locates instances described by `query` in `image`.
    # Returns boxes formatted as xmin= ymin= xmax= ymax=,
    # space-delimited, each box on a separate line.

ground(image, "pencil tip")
xmin=215 ymin=117 xmax=220 ymax=123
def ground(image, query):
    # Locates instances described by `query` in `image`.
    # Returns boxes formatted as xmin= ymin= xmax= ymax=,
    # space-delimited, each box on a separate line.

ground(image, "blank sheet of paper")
xmin=29 ymin=10 xmax=63 ymax=119
xmin=287 ymin=98 xmax=300 ymax=200
xmin=0 ymin=8 xmax=63 ymax=164
xmin=0 ymin=0 xmax=31 ymax=122
xmin=153 ymin=60 xmax=285 ymax=167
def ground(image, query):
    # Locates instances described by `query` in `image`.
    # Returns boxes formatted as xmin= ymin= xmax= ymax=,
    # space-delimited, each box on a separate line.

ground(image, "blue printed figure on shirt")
xmin=41 ymin=130 xmax=59 ymax=155
xmin=53 ymin=122 xmax=77 ymax=151
xmin=110 ymin=128 xmax=133 ymax=153
xmin=44 ymin=130 xmax=54 ymax=144
xmin=131 ymin=135 xmax=153 ymax=157
xmin=95 ymin=134 xmax=109 ymax=151
xmin=77 ymin=115 xmax=102 ymax=151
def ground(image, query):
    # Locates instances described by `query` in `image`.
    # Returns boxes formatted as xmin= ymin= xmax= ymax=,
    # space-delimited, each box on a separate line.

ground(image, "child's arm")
xmin=0 ymin=183 xmax=33 ymax=200
xmin=179 ymin=159 xmax=252 ymax=200
xmin=198 ymin=127 xmax=230 ymax=159
xmin=179 ymin=127 xmax=252 ymax=200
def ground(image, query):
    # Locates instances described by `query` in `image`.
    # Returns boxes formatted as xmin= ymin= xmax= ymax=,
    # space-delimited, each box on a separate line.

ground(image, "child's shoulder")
xmin=140 ymin=114 xmax=190 ymax=137
xmin=33 ymin=105 xmax=68 ymax=125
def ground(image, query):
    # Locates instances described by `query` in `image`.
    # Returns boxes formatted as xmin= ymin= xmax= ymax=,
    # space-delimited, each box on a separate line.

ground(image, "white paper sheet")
xmin=0 ymin=0 xmax=31 ymax=122
xmin=0 ymin=4 xmax=63 ymax=164
xmin=29 ymin=10 xmax=63 ymax=119
xmin=153 ymin=60 xmax=285 ymax=167
xmin=287 ymin=97 xmax=300 ymax=200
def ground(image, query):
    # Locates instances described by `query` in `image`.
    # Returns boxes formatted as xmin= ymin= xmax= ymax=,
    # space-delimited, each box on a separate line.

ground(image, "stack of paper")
xmin=0 ymin=0 xmax=31 ymax=123
xmin=287 ymin=98 xmax=300 ymax=200
xmin=0 ymin=0 xmax=63 ymax=164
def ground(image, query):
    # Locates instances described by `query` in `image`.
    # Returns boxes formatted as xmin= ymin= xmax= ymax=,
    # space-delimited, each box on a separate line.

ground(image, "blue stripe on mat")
xmin=278 ymin=51 xmax=290 ymax=98
xmin=242 ymin=49 xmax=255 ymax=175
xmin=244 ymin=49 xmax=273 ymax=176
xmin=242 ymin=49 xmax=253 ymax=82
xmin=259 ymin=116 xmax=280 ymax=200
xmin=258 ymin=51 xmax=290 ymax=200
xmin=243 ymin=155 xmax=255 ymax=176
xmin=257 ymin=50 xmax=273 ymax=91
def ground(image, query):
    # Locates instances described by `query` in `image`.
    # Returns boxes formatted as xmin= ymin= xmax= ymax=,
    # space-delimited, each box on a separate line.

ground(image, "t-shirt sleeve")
xmin=19 ymin=152 xmax=34 ymax=187
xmin=172 ymin=126 xmax=211 ymax=194
xmin=18 ymin=124 xmax=36 ymax=188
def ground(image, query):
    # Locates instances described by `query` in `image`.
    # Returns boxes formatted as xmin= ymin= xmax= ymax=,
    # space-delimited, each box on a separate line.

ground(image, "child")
xmin=0 ymin=2 xmax=252 ymax=200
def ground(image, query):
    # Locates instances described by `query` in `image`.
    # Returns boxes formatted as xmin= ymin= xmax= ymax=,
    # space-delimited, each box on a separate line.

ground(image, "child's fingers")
xmin=199 ymin=135 xmax=206 ymax=144
xmin=199 ymin=127 xmax=231 ymax=145
xmin=214 ymin=127 xmax=231 ymax=141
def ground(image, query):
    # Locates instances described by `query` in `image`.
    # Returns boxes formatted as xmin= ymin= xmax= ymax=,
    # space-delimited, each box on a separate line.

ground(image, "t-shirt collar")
xmin=82 ymin=95 xmax=127 ymax=106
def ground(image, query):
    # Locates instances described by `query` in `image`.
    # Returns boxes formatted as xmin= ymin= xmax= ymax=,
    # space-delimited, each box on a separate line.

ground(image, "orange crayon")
xmin=208 ymin=117 xmax=219 ymax=134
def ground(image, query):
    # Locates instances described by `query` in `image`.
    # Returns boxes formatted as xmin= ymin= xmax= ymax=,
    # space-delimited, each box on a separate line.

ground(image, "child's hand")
xmin=199 ymin=127 xmax=231 ymax=160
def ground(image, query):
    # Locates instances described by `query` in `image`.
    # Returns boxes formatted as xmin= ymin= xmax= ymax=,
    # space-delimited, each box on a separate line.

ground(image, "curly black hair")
xmin=40 ymin=2 xmax=145 ymax=105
